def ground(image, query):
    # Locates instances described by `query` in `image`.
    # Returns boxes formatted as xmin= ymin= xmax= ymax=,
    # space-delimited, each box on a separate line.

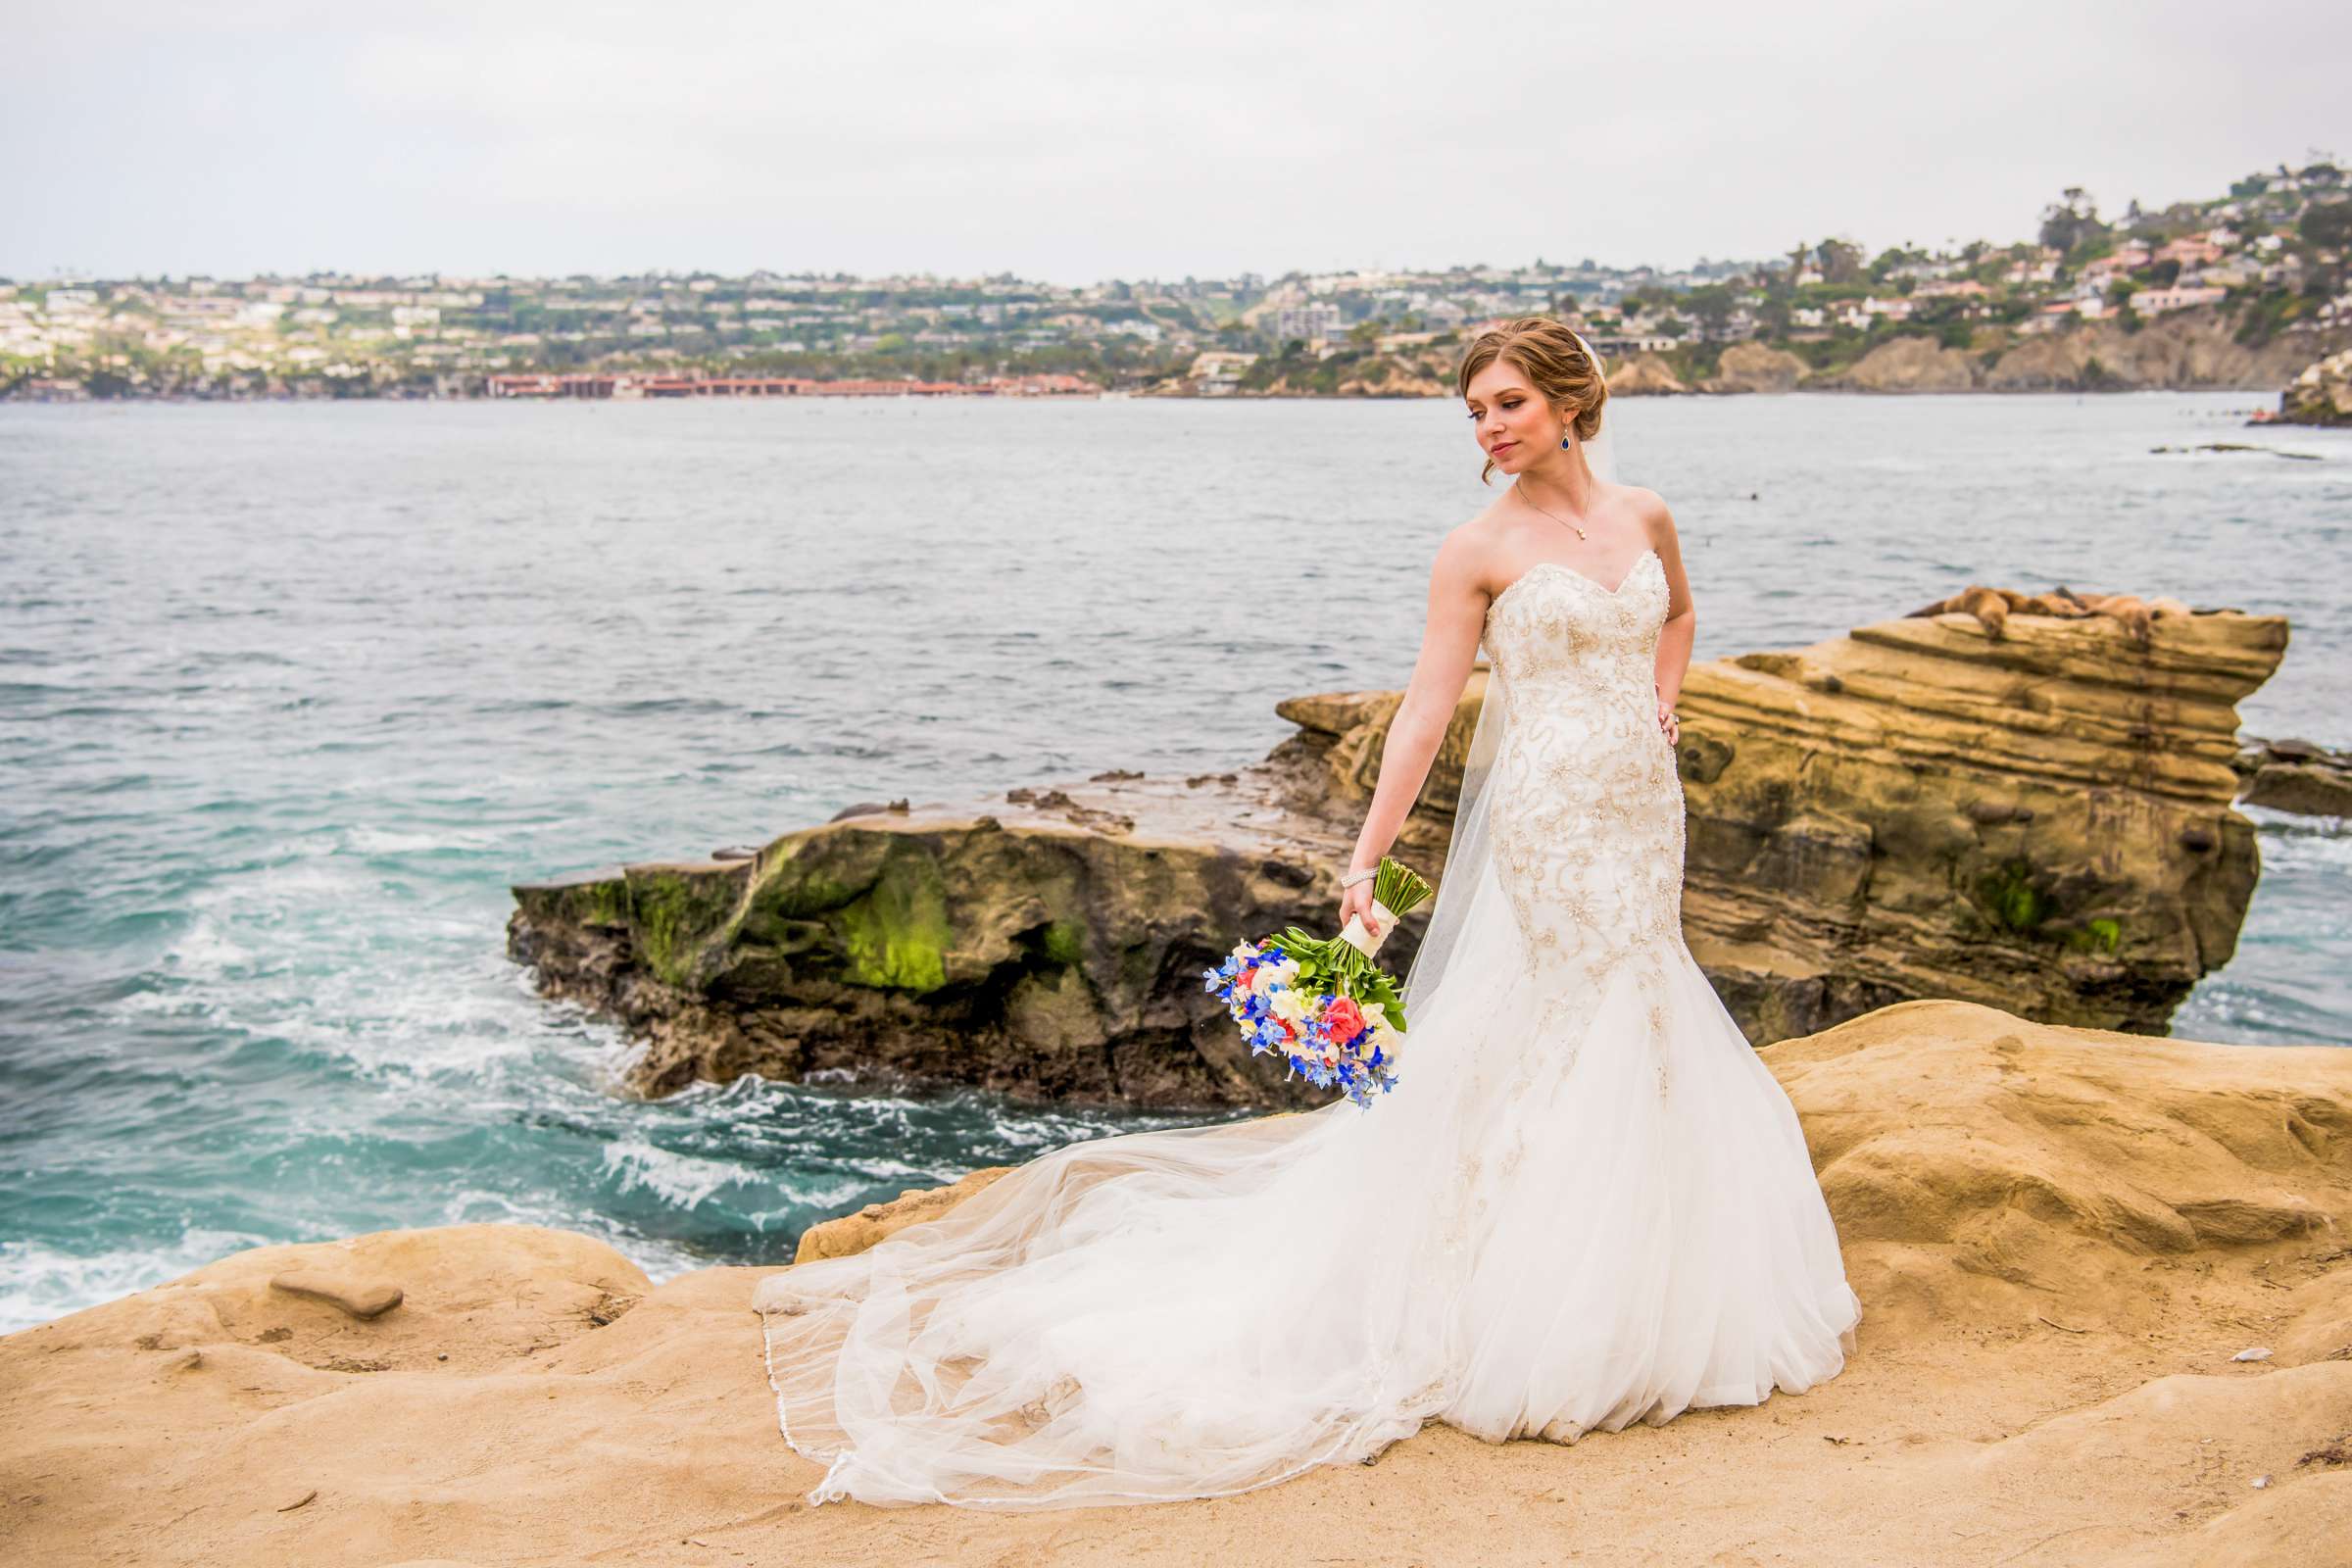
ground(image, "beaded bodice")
xmin=1480 ymin=548 xmax=1688 ymax=982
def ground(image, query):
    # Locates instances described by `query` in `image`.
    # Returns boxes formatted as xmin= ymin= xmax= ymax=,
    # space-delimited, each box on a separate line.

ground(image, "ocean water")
xmin=1 ymin=391 xmax=2345 ymax=1334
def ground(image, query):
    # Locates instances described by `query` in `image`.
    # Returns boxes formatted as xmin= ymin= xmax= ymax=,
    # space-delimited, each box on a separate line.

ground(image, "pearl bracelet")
xmin=1338 ymin=867 xmax=1377 ymax=890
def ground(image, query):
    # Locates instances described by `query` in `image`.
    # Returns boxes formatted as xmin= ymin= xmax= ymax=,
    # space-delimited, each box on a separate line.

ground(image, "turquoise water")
xmin=2 ymin=391 xmax=2345 ymax=1334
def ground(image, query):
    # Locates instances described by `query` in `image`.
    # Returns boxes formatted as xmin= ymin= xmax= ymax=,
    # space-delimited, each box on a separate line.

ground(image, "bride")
xmin=753 ymin=315 xmax=1864 ymax=1509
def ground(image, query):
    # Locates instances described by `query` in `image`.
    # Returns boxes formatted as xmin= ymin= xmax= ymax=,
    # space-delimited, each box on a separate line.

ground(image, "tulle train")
xmin=752 ymin=858 xmax=1864 ymax=1509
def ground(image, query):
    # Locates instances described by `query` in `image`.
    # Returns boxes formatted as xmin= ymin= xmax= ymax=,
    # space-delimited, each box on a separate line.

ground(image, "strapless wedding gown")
xmin=753 ymin=547 xmax=1863 ymax=1508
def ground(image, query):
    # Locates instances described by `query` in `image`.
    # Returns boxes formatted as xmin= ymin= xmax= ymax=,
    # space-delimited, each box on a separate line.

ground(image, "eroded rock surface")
xmin=2280 ymin=346 xmax=2352 ymax=426
xmin=511 ymin=598 xmax=2283 ymax=1106
xmin=8 ymin=1003 xmax=2350 ymax=1567
xmin=2236 ymin=734 xmax=2352 ymax=818
xmin=1698 ymin=342 xmax=1809 ymax=393
xmin=1672 ymin=595 xmax=2283 ymax=1039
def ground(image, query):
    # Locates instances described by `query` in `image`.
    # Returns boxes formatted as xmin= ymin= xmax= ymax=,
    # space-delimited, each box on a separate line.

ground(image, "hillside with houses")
xmin=3 ymin=157 xmax=2345 ymax=403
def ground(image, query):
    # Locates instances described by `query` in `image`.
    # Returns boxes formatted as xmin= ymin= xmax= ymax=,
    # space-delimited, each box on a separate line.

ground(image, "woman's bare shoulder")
xmin=1435 ymin=511 xmax=1511 ymax=586
xmin=1612 ymin=484 xmax=1678 ymax=542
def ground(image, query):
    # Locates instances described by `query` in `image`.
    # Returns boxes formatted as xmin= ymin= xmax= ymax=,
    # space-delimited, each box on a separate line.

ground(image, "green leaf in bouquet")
xmin=1360 ymin=971 xmax=1407 ymax=1034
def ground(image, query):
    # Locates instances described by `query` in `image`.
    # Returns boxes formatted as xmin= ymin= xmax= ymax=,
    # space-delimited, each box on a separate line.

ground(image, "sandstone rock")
xmin=769 ymin=1000 xmax=2352 ymax=1323
xmin=1604 ymin=354 xmax=1689 ymax=395
xmin=507 ymin=671 xmax=1501 ymax=1109
xmin=508 ymin=808 xmax=1370 ymax=1111
xmin=1700 ymin=342 xmax=1809 ymax=394
xmin=2280 ymin=347 xmax=2352 ymax=426
xmin=510 ymin=599 xmax=2284 ymax=1105
xmin=2235 ymin=734 xmax=2352 ymax=817
xmin=1674 ymin=597 xmax=2283 ymax=1039
xmin=9 ymin=1003 xmax=2352 ymax=1566
xmin=268 ymin=1271 xmax=404 ymax=1320
xmin=43 ymin=1225 xmax=655 ymax=1377
xmin=1823 ymin=333 xmax=1981 ymax=391
xmin=792 ymin=1165 xmax=1015 ymax=1264
xmin=1985 ymin=310 xmax=2347 ymax=392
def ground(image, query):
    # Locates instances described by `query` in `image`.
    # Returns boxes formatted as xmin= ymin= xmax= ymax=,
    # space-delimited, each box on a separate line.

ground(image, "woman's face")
xmin=1463 ymin=358 xmax=1568 ymax=476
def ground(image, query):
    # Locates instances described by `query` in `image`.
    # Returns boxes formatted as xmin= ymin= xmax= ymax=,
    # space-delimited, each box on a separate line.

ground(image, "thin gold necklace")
xmin=1512 ymin=481 xmax=1587 ymax=540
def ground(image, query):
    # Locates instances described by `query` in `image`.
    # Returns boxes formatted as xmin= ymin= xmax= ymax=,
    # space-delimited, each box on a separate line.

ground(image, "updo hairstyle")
xmin=1455 ymin=315 xmax=1609 ymax=484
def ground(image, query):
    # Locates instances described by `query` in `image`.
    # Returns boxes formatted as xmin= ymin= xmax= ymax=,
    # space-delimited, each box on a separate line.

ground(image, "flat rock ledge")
xmin=511 ymin=593 xmax=2287 ymax=1110
xmin=8 ymin=1003 xmax=2351 ymax=1567
xmin=2236 ymin=734 xmax=2352 ymax=818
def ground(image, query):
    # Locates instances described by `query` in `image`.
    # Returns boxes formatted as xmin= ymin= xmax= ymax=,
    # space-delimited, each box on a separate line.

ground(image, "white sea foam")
xmin=599 ymin=1138 xmax=760 ymax=1211
xmin=160 ymin=915 xmax=252 ymax=978
xmin=0 ymin=1229 xmax=274 ymax=1338
xmin=342 ymin=824 xmax=501 ymax=856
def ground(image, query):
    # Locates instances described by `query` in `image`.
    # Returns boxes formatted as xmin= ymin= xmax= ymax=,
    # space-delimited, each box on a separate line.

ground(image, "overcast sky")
xmin=7 ymin=0 xmax=2345 ymax=284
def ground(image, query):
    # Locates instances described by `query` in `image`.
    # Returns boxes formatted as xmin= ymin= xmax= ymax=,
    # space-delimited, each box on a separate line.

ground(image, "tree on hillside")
xmin=2301 ymin=200 xmax=2352 ymax=250
xmin=2038 ymin=187 xmax=2109 ymax=258
xmin=1815 ymin=238 xmax=1866 ymax=284
xmin=1683 ymin=283 xmax=1737 ymax=340
xmin=2300 ymin=201 xmax=2351 ymax=289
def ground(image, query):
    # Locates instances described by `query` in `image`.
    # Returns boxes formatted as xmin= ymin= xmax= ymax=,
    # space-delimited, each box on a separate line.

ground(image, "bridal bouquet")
xmin=1200 ymin=858 xmax=1434 ymax=1107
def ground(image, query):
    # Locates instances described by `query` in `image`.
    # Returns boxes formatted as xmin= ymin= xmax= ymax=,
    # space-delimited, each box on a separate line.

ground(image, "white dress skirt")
xmin=753 ymin=546 xmax=1863 ymax=1508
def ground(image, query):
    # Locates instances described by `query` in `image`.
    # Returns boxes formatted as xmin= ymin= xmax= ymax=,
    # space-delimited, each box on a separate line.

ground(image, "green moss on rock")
xmin=624 ymin=867 xmax=744 ymax=988
xmin=833 ymin=846 xmax=953 ymax=993
xmin=1976 ymin=858 xmax=2053 ymax=934
xmin=1042 ymin=918 xmax=1086 ymax=966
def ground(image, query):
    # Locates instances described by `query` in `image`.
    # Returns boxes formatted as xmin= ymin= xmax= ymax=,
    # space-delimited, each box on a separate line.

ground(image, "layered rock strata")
xmin=511 ymin=598 xmax=2283 ymax=1107
xmin=1670 ymin=593 xmax=2284 ymax=1040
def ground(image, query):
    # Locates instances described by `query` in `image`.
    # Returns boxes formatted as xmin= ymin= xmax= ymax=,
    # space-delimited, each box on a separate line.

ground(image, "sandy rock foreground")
xmin=5 ymin=1001 xmax=2349 ymax=1567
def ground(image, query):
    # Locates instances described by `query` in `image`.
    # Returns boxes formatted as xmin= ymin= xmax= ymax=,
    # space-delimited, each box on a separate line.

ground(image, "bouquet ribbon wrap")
xmin=1338 ymin=900 xmax=1399 ymax=959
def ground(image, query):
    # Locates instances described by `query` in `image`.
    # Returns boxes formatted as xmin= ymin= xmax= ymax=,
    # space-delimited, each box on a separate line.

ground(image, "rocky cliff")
xmin=1604 ymin=352 xmax=1690 ymax=395
xmin=1698 ymin=341 xmax=1809 ymax=394
xmin=1797 ymin=310 xmax=2351 ymax=394
xmin=7 ymin=1002 xmax=2348 ymax=1567
xmin=508 ymin=594 xmax=2284 ymax=1109
xmin=2280 ymin=347 xmax=2352 ymax=425
xmin=1150 ymin=310 xmax=2348 ymax=402
xmin=1671 ymin=590 xmax=2284 ymax=1040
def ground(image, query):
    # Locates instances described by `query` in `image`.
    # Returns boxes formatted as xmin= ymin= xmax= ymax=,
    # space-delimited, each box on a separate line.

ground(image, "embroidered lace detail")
xmin=1482 ymin=548 xmax=1685 ymax=999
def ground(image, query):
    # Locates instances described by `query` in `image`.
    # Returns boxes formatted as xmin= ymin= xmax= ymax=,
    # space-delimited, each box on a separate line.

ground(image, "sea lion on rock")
xmin=1907 ymin=585 xmax=2192 ymax=647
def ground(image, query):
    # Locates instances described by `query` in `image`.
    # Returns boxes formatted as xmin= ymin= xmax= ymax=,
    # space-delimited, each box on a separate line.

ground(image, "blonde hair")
xmin=1456 ymin=316 xmax=1609 ymax=484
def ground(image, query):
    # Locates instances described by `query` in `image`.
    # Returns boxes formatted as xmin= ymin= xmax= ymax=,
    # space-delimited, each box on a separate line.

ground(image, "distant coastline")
xmin=8 ymin=156 xmax=2345 ymax=407
xmin=4 ymin=310 xmax=2337 ymax=407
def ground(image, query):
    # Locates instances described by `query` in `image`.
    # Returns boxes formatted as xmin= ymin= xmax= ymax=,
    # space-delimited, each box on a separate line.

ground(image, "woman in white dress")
xmin=754 ymin=315 xmax=1863 ymax=1510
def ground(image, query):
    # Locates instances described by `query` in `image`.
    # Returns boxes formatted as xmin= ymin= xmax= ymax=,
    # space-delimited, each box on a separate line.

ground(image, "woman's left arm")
xmin=1644 ymin=492 xmax=1695 ymax=743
